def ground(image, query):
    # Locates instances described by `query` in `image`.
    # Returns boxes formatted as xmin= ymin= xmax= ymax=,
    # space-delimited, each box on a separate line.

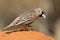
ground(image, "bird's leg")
xmin=25 ymin=24 xmax=33 ymax=31
xmin=28 ymin=24 xmax=32 ymax=27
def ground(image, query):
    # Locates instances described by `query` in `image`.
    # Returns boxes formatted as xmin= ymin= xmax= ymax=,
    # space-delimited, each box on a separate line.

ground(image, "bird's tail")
xmin=3 ymin=26 xmax=10 ymax=31
xmin=3 ymin=24 xmax=14 ymax=31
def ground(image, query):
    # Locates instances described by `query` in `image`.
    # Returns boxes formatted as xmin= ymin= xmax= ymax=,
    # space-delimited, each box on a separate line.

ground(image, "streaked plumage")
xmin=3 ymin=8 xmax=46 ymax=32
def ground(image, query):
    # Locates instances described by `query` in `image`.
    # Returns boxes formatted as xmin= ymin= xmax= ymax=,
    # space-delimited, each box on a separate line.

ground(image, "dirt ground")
xmin=0 ymin=31 xmax=54 ymax=40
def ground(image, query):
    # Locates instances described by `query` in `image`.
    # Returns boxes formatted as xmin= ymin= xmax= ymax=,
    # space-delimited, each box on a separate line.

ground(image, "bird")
xmin=3 ymin=8 xmax=46 ymax=33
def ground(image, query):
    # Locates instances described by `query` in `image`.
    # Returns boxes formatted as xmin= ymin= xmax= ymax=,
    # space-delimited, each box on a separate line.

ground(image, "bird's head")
xmin=35 ymin=8 xmax=46 ymax=19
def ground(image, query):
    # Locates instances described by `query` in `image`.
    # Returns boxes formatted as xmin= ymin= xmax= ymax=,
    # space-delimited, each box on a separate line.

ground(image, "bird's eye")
xmin=39 ymin=12 xmax=46 ymax=19
xmin=39 ymin=12 xmax=44 ymax=17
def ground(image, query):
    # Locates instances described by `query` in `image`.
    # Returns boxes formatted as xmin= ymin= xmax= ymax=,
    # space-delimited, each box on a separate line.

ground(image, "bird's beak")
xmin=42 ymin=13 xmax=46 ymax=19
xmin=39 ymin=12 xmax=46 ymax=19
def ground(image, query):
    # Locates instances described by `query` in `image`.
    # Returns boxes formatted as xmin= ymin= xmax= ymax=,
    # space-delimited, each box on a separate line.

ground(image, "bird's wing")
xmin=15 ymin=12 xmax=36 ymax=26
xmin=3 ymin=9 xmax=36 ymax=30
